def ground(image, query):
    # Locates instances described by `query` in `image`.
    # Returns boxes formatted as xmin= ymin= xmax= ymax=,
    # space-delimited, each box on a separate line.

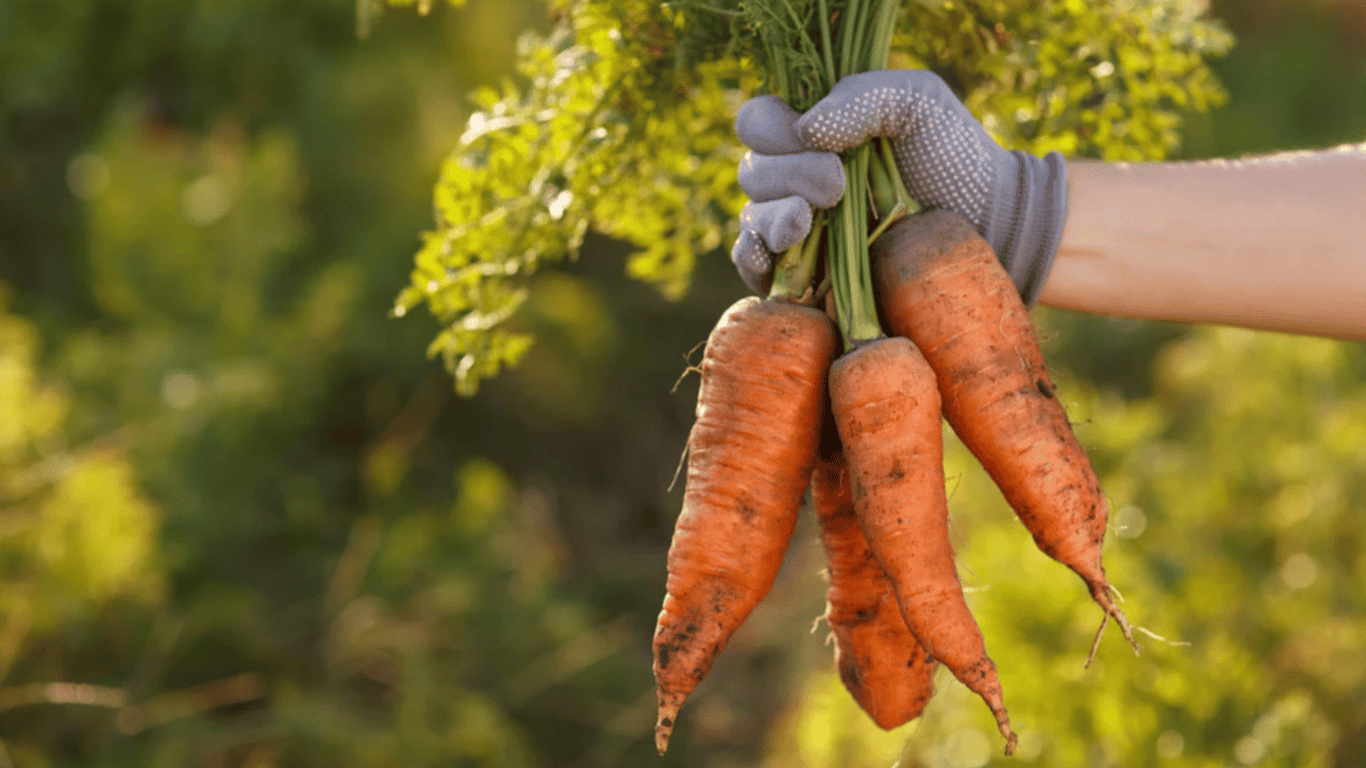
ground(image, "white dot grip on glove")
xmin=731 ymin=70 xmax=1068 ymax=304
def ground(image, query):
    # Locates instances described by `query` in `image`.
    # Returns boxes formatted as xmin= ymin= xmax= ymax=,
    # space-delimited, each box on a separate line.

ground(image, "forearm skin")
xmin=1040 ymin=143 xmax=1366 ymax=339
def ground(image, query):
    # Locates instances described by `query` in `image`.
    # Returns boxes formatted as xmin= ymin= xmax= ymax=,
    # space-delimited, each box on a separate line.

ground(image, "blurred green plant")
xmin=396 ymin=0 xmax=1232 ymax=394
xmin=1 ymin=4 xmax=669 ymax=761
xmin=0 ymin=287 xmax=164 ymax=683
xmin=359 ymin=0 xmax=466 ymax=37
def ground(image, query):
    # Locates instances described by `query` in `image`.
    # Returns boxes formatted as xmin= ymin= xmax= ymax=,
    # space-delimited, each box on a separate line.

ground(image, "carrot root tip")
xmin=980 ymin=692 xmax=1016 ymax=757
xmin=654 ymin=702 xmax=680 ymax=755
xmin=992 ymin=711 xmax=1018 ymax=756
xmin=1088 ymin=580 xmax=1139 ymax=657
xmin=1114 ymin=609 xmax=1139 ymax=655
xmin=1106 ymin=602 xmax=1139 ymax=655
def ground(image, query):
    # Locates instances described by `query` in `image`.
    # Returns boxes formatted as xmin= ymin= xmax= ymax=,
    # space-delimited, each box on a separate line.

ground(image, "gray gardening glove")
xmin=730 ymin=95 xmax=846 ymax=296
xmin=731 ymin=69 xmax=1068 ymax=304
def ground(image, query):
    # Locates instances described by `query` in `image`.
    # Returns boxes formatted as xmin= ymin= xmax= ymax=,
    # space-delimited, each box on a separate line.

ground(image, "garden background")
xmin=2 ymin=0 xmax=1366 ymax=765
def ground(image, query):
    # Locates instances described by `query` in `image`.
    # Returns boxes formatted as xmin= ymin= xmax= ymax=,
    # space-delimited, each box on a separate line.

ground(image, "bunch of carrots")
xmin=652 ymin=0 xmax=1137 ymax=756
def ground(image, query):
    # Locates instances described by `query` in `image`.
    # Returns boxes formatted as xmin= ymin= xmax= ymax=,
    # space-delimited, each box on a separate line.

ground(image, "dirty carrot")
xmin=869 ymin=210 xmax=1137 ymax=658
xmin=653 ymin=295 xmax=837 ymax=754
xmin=813 ymin=413 xmax=938 ymax=730
xmin=829 ymin=336 xmax=1018 ymax=755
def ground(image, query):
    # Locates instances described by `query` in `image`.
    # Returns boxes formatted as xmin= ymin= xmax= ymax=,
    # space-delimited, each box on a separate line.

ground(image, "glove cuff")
xmin=984 ymin=150 xmax=1068 ymax=305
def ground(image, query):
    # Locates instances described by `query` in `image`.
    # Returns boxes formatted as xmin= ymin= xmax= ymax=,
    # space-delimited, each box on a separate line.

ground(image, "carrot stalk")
xmin=829 ymin=144 xmax=880 ymax=346
xmin=653 ymin=296 xmax=838 ymax=754
xmin=869 ymin=210 xmax=1138 ymax=654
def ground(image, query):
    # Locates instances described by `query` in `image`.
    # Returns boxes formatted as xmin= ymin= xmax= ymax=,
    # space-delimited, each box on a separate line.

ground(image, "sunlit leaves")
xmin=396 ymin=3 xmax=748 ymax=394
xmin=900 ymin=1 xmax=1234 ymax=159
xmin=403 ymin=0 xmax=1230 ymax=394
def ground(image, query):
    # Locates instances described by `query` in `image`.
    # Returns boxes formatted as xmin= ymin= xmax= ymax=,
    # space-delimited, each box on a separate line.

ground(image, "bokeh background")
xmin=2 ymin=0 xmax=1365 ymax=766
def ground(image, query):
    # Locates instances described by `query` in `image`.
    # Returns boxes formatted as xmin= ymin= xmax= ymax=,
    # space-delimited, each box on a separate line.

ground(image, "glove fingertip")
xmin=731 ymin=229 xmax=775 ymax=295
xmin=736 ymin=95 xmax=803 ymax=155
xmin=763 ymin=199 xmax=812 ymax=253
xmin=742 ymin=196 xmax=812 ymax=253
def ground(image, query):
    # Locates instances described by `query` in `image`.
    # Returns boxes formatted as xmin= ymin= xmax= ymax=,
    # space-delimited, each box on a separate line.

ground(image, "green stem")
xmin=829 ymin=145 xmax=881 ymax=345
xmin=775 ymin=0 xmax=804 ymax=30
xmin=688 ymin=3 xmax=744 ymax=17
xmin=816 ymin=0 xmax=835 ymax=87
xmin=821 ymin=0 xmax=906 ymax=348
xmin=869 ymin=0 xmax=899 ymax=70
xmin=771 ymin=44 xmax=789 ymax=99
xmin=768 ymin=210 xmax=826 ymax=303
xmin=867 ymin=201 xmax=906 ymax=245
xmin=760 ymin=0 xmax=910 ymax=337
xmin=875 ymin=139 xmax=909 ymax=209
xmin=837 ymin=0 xmax=865 ymax=79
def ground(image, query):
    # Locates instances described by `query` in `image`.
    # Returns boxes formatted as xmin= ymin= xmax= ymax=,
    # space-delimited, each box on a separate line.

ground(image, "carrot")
xmin=829 ymin=336 xmax=1017 ymax=755
xmin=653 ymin=295 xmax=837 ymax=755
xmin=869 ymin=210 xmax=1136 ymax=656
xmin=813 ymin=414 xmax=938 ymax=730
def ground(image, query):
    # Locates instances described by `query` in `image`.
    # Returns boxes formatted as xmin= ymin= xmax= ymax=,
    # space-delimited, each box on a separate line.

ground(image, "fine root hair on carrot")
xmin=870 ymin=210 xmax=1137 ymax=658
xmin=810 ymin=613 xmax=833 ymax=636
xmin=653 ymin=296 xmax=837 ymax=754
xmin=1086 ymin=614 xmax=1109 ymax=669
xmin=1087 ymin=584 xmax=1140 ymax=667
xmin=682 ymin=337 xmax=707 ymax=364
xmin=829 ymin=337 xmax=1016 ymax=752
xmin=1135 ymin=626 xmax=1192 ymax=647
xmin=669 ymin=339 xmax=708 ymax=394
xmin=670 ymin=363 xmax=702 ymax=394
xmin=666 ymin=442 xmax=689 ymax=494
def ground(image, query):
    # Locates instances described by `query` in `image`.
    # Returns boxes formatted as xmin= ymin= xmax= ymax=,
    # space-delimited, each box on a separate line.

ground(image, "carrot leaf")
xmin=395 ymin=0 xmax=1233 ymax=393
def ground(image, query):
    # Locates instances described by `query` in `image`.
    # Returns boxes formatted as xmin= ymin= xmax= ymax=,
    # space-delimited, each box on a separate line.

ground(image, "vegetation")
xmin=394 ymin=0 xmax=1232 ymax=393
xmin=1 ymin=0 xmax=1364 ymax=766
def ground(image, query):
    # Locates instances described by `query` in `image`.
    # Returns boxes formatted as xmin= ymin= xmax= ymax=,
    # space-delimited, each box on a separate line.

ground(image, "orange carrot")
xmin=653 ymin=295 xmax=837 ymax=754
xmin=813 ymin=415 xmax=938 ymax=730
xmin=829 ymin=336 xmax=1017 ymax=755
xmin=869 ymin=210 xmax=1135 ymax=654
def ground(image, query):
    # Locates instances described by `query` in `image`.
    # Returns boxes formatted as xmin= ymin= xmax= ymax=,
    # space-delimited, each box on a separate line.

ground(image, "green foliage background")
xmin=1 ymin=0 xmax=1365 ymax=766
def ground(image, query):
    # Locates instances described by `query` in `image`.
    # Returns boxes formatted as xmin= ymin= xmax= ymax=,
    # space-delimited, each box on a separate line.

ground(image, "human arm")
xmin=731 ymin=71 xmax=1366 ymax=340
xmin=1042 ymin=146 xmax=1366 ymax=339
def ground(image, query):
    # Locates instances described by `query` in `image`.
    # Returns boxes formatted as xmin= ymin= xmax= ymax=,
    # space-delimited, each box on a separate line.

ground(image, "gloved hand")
xmin=730 ymin=69 xmax=1068 ymax=304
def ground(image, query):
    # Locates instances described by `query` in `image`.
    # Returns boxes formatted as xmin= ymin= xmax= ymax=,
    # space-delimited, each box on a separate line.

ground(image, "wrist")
xmin=983 ymin=150 xmax=1068 ymax=305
